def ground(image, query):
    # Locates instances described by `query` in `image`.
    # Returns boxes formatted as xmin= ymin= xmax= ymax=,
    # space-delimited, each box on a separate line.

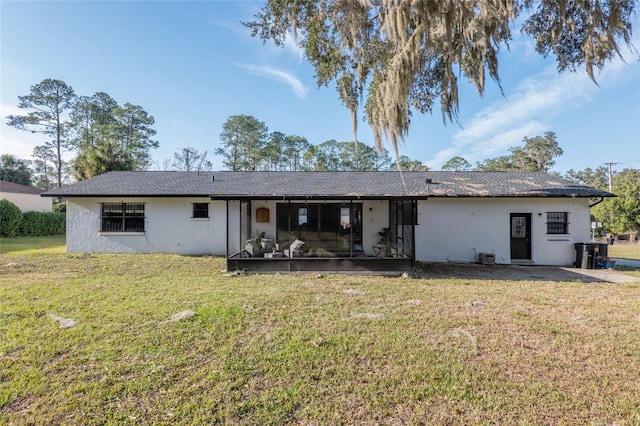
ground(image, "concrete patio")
xmin=417 ymin=261 xmax=639 ymax=284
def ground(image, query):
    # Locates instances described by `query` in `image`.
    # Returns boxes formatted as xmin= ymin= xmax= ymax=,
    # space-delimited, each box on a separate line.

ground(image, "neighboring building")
xmin=43 ymin=171 xmax=612 ymax=272
xmin=1 ymin=180 xmax=52 ymax=212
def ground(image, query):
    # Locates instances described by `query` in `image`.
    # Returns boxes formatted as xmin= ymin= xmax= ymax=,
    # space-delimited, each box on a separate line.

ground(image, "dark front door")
xmin=510 ymin=213 xmax=531 ymax=260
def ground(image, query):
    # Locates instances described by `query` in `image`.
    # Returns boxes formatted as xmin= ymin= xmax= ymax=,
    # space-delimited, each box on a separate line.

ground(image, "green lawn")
xmin=0 ymin=235 xmax=66 ymax=255
xmin=2 ymin=240 xmax=640 ymax=424
xmin=608 ymin=243 xmax=640 ymax=261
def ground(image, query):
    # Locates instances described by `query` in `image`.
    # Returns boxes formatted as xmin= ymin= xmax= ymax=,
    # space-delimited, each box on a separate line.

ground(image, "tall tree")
xmin=592 ymin=169 xmax=640 ymax=234
xmin=31 ymin=145 xmax=56 ymax=190
xmin=246 ymin=1 xmax=635 ymax=155
xmin=475 ymin=155 xmax=516 ymax=171
xmin=0 ymin=154 xmax=32 ymax=186
xmin=303 ymin=140 xmax=393 ymax=171
xmin=282 ymin=135 xmax=311 ymax=171
xmin=72 ymin=139 xmax=138 ymax=180
xmin=510 ymin=132 xmax=563 ymax=172
xmin=261 ymin=131 xmax=287 ymax=170
xmin=69 ymin=97 xmax=158 ymax=179
xmin=476 ymin=132 xmax=563 ymax=171
xmin=68 ymin=92 xmax=118 ymax=150
xmin=111 ymin=103 xmax=158 ymax=169
xmin=395 ymin=155 xmax=429 ymax=172
xmin=6 ymin=79 xmax=76 ymax=187
xmin=442 ymin=156 xmax=472 ymax=171
xmin=216 ymin=115 xmax=268 ymax=171
xmin=303 ymin=140 xmax=341 ymax=171
xmin=564 ymin=166 xmax=609 ymax=190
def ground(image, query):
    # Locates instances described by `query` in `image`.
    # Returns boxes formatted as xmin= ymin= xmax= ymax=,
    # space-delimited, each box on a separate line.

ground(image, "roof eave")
xmin=211 ymin=195 xmax=429 ymax=201
xmin=42 ymin=194 xmax=213 ymax=198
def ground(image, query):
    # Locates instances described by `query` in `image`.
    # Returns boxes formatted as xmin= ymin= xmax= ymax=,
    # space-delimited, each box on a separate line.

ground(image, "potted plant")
xmin=254 ymin=230 xmax=275 ymax=251
xmin=375 ymin=227 xmax=392 ymax=257
xmin=378 ymin=227 xmax=391 ymax=247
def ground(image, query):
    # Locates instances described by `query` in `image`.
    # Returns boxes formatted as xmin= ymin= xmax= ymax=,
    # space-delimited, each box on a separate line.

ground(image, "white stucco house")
xmin=43 ymin=171 xmax=612 ymax=272
xmin=1 ymin=180 xmax=52 ymax=212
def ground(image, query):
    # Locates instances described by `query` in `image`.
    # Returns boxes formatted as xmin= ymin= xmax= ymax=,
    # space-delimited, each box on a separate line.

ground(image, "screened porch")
xmin=223 ymin=198 xmax=419 ymax=273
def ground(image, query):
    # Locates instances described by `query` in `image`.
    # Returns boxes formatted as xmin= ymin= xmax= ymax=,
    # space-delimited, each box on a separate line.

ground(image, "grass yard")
xmin=607 ymin=242 xmax=640 ymax=261
xmin=1 ymin=241 xmax=640 ymax=424
xmin=0 ymin=235 xmax=66 ymax=255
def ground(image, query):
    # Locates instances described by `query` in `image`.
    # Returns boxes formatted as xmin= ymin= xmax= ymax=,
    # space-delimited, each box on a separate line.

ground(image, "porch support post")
xmin=411 ymin=199 xmax=417 ymax=269
xmin=349 ymin=199 xmax=353 ymax=258
xmin=287 ymin=199 xmax=291 ymax=252
xmin=225 ymin=200 xmax=229 ymax=258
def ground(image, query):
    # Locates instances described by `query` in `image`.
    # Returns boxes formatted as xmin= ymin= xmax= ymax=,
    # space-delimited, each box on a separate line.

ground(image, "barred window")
xmin=101 ymin=203 xmax=145 ymax=232
xmin=193 ymin=203 xmax=209 ymax=218
xmin=546 ymin=212 xmax=568 ymax=234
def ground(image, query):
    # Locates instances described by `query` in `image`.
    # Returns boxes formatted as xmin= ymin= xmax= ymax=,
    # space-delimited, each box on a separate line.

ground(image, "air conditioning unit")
xmin=478 ymin=252 xmax=496 ymax=265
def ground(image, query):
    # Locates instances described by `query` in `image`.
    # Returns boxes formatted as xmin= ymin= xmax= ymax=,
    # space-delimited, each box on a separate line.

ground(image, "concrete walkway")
xmin=418 ymin=262 xmax=639 ymax=284
xmin=613 ymin=258 xmax=640 ymax=269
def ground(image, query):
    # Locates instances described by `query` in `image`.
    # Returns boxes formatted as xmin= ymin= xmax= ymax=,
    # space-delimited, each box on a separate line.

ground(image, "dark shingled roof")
xmin=1 ymin=180 xmax=45 ymax=195
xmin=42 ymin=171 xmax=613 ymax=199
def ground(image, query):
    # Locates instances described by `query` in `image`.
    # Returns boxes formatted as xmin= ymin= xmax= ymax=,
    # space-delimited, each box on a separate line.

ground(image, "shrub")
xmin=18 ymin=211 xmax=66 ymax=236
xmin=53 ymin=201 xmax=66 ymax=213
xmin=0 ymin=199 xmax=23 ymax=237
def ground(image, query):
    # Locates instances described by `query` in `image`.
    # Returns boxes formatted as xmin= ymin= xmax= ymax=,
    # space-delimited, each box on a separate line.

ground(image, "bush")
xmin=0 ymin=199 xmax=23 ymax=237
xmin=18 ymin=211 xmax=66 ymax=236
xmin=53 ymin=201 xmax=66 ymax=213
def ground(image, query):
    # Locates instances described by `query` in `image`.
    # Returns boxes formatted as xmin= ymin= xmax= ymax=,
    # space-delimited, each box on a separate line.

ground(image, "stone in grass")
xmin=471 ymin=301 xmax=486 ymax=309
xmin=160 ymin=310 xmax=196 ymax=324
xmin=345 ymin=288 xmax=366 ymax=295
xmin=351 ymin=313 xmax=386 ymax=320
xmin=449 ymin=327 xmax=478 ymax=348
xmin=48 ymin=313 xmax=77 ymax=329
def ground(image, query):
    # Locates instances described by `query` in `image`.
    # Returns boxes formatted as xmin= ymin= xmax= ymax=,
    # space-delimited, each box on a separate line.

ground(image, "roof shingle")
xmin=1 ymin=180 xmax=45 ymax=195
xmin=42 ymin=171 xmax=613 ymax=199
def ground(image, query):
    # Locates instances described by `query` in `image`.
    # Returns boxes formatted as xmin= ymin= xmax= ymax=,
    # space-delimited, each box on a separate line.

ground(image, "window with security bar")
xmin=192 ymin=203 xmax=209 ymax=218
xmin=546 ymin=212 xmax=568 ymax=234
xmin=101 ymin=203 xmax=145 ymax=232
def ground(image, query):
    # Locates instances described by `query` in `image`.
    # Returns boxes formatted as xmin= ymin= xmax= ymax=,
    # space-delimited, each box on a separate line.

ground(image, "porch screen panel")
xmin=240 ymin=201 xmax=251 ymax=244
xmin=389 ymin=200 xmax=415 ymax=257
xmin=276 ymin=203 xmax=290 ymax=248
xmin=276 ymin=203 xmax=362 ymax=257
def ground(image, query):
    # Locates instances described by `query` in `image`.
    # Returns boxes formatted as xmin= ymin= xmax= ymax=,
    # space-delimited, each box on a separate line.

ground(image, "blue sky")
xmin=2 ymin=1 xmax=639 ymax=174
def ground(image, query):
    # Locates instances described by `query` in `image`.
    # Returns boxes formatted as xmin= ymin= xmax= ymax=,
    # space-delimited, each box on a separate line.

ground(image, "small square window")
xmin=547 ymin=212 xmax=568 ymax=234
xmin=193 ymin=203 xmax=209 ymax=218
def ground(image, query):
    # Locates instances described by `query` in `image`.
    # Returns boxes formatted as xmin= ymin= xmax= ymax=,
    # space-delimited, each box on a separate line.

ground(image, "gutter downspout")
xmin=589 ymin=197 xmax=604 ymax=208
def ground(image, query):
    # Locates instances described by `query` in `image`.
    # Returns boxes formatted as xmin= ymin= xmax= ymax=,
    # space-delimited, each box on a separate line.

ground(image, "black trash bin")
xmin=574 ymin=243 xmax=596 ymax=269
xmin=592 ymin=242 xmax=608 ymax=258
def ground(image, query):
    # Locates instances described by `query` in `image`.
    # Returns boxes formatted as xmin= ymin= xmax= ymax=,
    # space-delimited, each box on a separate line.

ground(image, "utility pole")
xmin=183 ymin=148 xmax=193 ymax=172
xmin=603 ymin=162 xmax=618 ymax=192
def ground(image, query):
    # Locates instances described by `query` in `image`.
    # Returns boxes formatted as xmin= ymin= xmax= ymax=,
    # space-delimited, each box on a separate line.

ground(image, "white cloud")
xmin=427 ymin=39 xmax=639 ymax=170
xmin=236 ymin=63 xmax=309 ymax=99
xmin=211 ymin=7 xmax=304 ymax=63
xmin=282 ymin=30 xmax=305 ymax=62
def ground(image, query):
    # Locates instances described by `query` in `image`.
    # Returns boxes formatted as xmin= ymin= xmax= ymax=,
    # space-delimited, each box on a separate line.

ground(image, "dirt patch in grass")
xmin=160 ymin=310 xmax=196 ymax=324
xmin=47 ymin=313 xmax=77 ymax=329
